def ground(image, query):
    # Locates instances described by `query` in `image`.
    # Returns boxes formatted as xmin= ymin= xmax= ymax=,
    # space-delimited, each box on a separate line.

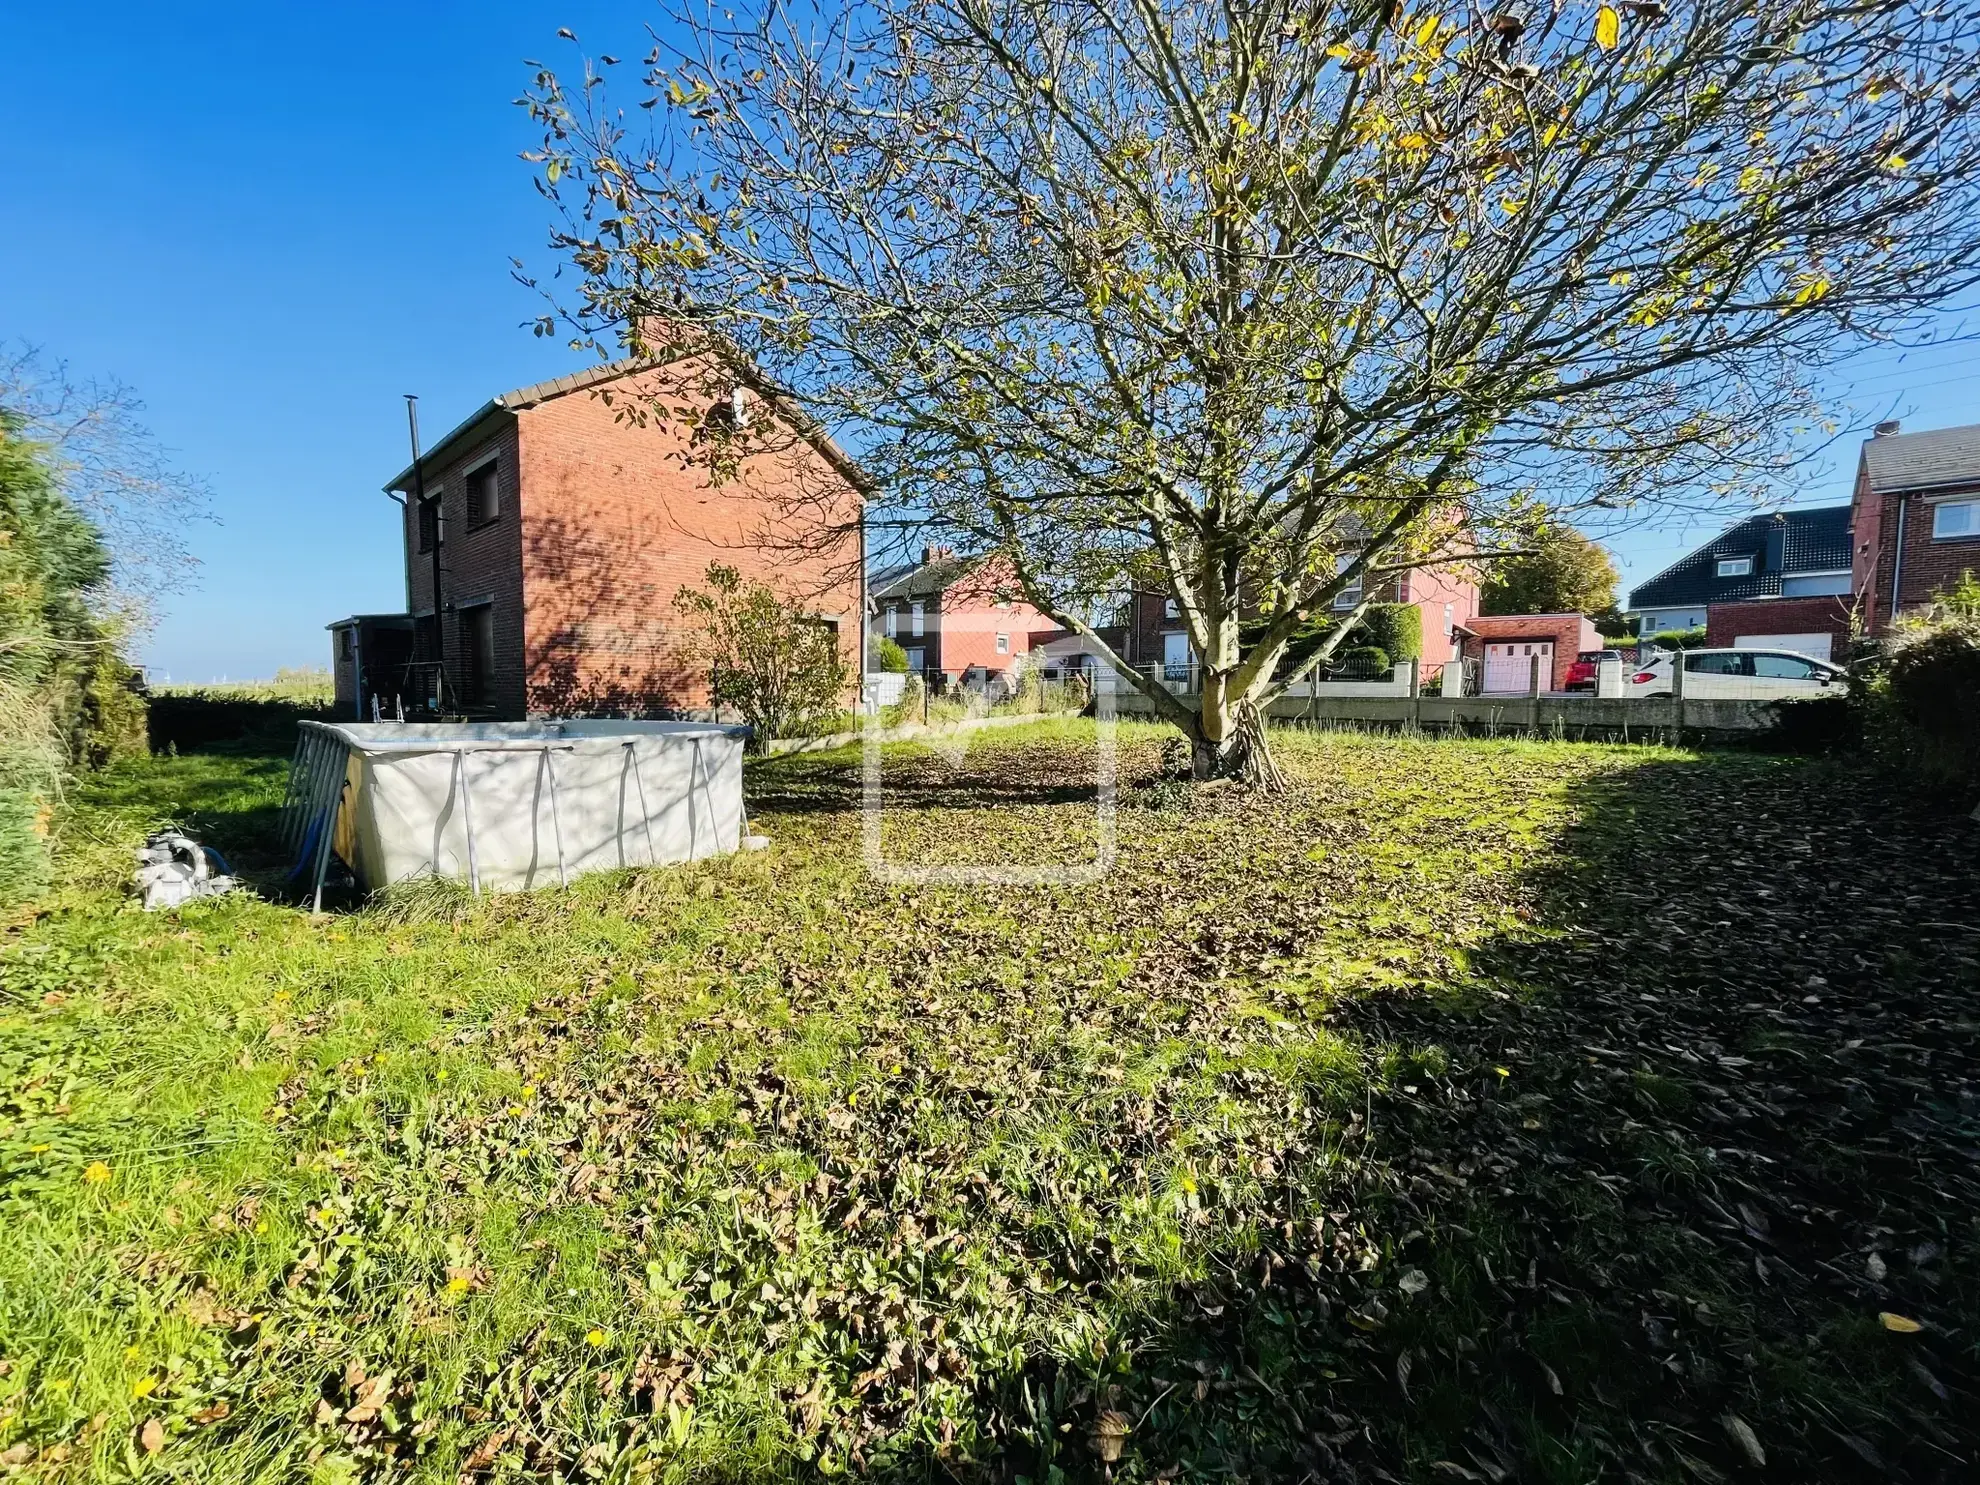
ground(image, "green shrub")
xmin=870 ymin=636 xmax=910 ymax=674
xmin=1646 ymin=626 xmax=1708 ymax=650
xmin=1879 ymin=602 xmax=1980 ymax=787
xmin=147 ymin=692 xmax=335 ymax=753
xmin=1355 ymin=603 xmax=1422 ymax=662
xmin=1336 ymin=645 xmax=1390 ymax=674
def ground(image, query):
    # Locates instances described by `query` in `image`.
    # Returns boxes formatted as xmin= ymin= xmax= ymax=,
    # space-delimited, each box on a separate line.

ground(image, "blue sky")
xmin=3 ymin=3 xmax=1975 ymax=680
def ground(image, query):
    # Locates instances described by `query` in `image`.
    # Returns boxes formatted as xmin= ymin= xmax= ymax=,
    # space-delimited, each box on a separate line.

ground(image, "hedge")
xmin=1354 ymin=604 xmax=1423 ymax=663
xmin=147 ymin=692 xmax=337 ymax=753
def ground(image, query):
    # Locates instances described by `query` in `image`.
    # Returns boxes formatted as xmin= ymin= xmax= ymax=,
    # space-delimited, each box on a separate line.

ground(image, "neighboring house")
xmin=1627 ymin=505 xmax=1856 ymax=660
xmin=1029 ymin=555 xmax=1479 ymax=685
xmin=1850 ymin=419 xmax=1980 ymax=633
xmin=328 ymin=360 xmax=863 ymax=720
xmin=868 ymin=548 xmax=1054 ymax=687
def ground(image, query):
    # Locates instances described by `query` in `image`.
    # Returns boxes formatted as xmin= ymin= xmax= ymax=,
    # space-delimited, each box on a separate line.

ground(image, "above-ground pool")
xmin=280 ymin=720 xmax=748 ymax=899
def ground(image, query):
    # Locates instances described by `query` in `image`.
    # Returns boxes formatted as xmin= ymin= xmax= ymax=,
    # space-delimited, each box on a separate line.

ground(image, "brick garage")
xmin=367 ymin=361 xmax=862 ymax=720
xmin=1705 ymin=596 xmax=1855 ymax=660
xmin=1462 ymin=613 xmax=1603 ymax=692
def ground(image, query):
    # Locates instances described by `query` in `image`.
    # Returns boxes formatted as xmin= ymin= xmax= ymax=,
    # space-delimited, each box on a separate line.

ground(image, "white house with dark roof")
xmin=1626 ymin=505 xmax=1855 ymax=639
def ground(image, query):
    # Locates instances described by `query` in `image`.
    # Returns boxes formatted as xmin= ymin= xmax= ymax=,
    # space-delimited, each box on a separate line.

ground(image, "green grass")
xmin=1 ymin=722 xmax=1974 ymax=1481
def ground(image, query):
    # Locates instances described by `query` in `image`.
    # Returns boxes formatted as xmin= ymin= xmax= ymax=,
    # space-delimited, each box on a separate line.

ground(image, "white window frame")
xmin=995 ymin=633 xmax=1009 ymax=654
xmin=1932 ymin=499 xmax=1979 ymax=539
xmin=909 ymin=600 xmax=925 ymax=637
xmin=1163 ymin=598 xmax=1180 ymax=619
xmin=1333 ymin=551 xmax=1363 ymax=610
xmin=1716 ymin=555 xmax=1754 ymax=578
xmin=884 ymin=607 xmax=897 ymax=638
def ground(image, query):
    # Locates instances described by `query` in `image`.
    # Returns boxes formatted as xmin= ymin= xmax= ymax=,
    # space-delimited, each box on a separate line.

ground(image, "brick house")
xmin=328 ymin=361 xmax=863 ymax=720
xmin=869 ymin=549 xmax=1054 ymax=686
xmin=1626 ymin=505 xmax=1857 ymax=661
xmin=1850 ymin=420 xmax=1980 ymax=634
xmin=1027 ymin=553 xmax=1479 ymax=686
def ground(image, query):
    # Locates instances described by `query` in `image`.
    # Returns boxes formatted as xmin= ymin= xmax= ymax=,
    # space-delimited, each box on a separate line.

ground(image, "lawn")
xmin=1 ymin=722 xmax=1974 ymax=1482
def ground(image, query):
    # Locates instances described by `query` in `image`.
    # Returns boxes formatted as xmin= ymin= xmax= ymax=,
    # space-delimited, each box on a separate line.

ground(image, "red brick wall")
xmin=939 ymin=560 xmax=1052 ymax=679
xmin=1863 ymin=485 xmax=1980 ymax=634
xmin=402 ymin=418 xmax=528 ymax=716
xmin=1705 ymin=596 xmax=1855 ymax=656
xmin=1463 ymin=613 xmax=1602 ymax=690
xmin=516 ymin=376 xmax=861 ymax=716
xmin=1849 ymin=458 xmax=1884 ymax=621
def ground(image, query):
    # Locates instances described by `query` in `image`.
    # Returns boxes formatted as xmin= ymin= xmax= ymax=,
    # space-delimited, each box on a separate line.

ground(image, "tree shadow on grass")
xmin=84 ymin=737 xmax=298 ymax=876
xmin=747 ymin=745 xmax=1128 ymax=818
xmin=789 ymin=750 xmax=1979 ymax=1484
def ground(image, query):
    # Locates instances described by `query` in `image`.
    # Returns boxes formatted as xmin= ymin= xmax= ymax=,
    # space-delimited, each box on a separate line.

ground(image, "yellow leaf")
xmin=1595 ymin=5 xmax=1620 ymax=49
xmin=1879 ymin=1311 xmax=1923 ymax=1332
xmin=1883 ymin=154 xmax=1908 ymax=171
xmin=83 ymin=1161 xmax=112 ymax=1185
xmin=132 ymin=1376 xmax=157 ymax=1399
xmin=1413 ymin=13 xmax=1440 ymax=46
xmin=1398 ymin=133 xmax=1430 ymax=150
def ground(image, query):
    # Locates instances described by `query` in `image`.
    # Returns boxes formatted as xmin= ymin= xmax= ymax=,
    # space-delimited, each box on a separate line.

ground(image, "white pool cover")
xmin=280 ymin=720 xmax=748 ymax=899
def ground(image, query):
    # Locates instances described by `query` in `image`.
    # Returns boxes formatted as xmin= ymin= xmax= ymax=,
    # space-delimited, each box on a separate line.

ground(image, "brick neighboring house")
xmin=869 ymin=549 xmax=1054 ymax=686
xmin=1028 ymin=554 xmax=1480 ymax=685
xmin=1850 ymin=419 xmax=1980 ymax=633
xmin=327 ymin=361 xmax=862 ymax=720
xmin=1626 ymin=505 xmax=1857 ymax=661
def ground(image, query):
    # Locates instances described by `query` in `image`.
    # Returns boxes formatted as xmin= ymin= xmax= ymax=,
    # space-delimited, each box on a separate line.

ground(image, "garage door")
xmin=1732 ymin=632 xmax=1832 ymax=661
xmin=1483 ymin=640 xmax=1551 ymax=694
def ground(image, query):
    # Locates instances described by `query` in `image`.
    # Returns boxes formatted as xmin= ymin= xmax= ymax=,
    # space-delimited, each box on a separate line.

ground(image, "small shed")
xmin=327 ymin=614 xmax=418 ymax=720
xmin=281 ymin=720 xmax=747 ymax=900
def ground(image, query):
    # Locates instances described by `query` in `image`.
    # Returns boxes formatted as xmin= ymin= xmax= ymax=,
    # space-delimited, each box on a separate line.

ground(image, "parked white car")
xmin=1627 ymin=647 xmax=1846 ymax=699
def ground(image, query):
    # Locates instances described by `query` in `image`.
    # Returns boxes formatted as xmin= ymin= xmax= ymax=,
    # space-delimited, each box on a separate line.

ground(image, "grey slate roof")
xmin=1860 ymin=422 xmax=1980 ymax=493
xmin=1627 ymin=505 xmax=1853 ymax=611
xmin=871 ymin=556 xmax=979 ymax=601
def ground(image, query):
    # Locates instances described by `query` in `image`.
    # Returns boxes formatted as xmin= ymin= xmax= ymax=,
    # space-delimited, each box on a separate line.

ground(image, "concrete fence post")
xmin=1670 ymin=651 xmax=1685 ymax=734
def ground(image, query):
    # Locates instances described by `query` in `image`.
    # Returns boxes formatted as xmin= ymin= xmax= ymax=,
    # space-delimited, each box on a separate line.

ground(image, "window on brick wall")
xmin=460 ymin=604 xmax=496 ymax=708
xmin=910 ymin=600 xmax=925 ymax=637
xmin=1933 ymin=499 xmax=1979 ymax=539
xmin=416 ymin=495 xmax=441 ymax=553
xmin=995 ymin=633 xmax=1009 ymax=654
xmin=1333 ymin=552 xmax=1362 ymax=609
xmin=465 ymin=460 xmax=500 ymax=527
xmin=884 ymin=607 xmax=897 ymax=637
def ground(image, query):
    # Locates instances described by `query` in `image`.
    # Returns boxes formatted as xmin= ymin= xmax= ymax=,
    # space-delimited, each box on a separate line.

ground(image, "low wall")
xmin=1113 ymin=689 xmax=1787 ymax=739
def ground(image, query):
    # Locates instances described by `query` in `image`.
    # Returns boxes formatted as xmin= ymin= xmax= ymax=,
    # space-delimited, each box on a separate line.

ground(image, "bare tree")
xmin=524 ymin=0 xmax=1980 ymax=778
xmin=0 ymin=343 xmax=211 ymax=630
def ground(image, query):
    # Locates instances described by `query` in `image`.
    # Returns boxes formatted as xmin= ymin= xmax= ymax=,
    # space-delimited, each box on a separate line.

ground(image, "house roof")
xmin=1626 ymin=505 xmax=1853 ymax=611
xmin=871 ymin=555 xmax=979 ymax=601
xmin=384 ymin=356 xmax=871 ymax=497
xmin=1860 ymin=421 xmax=1980 ymax=494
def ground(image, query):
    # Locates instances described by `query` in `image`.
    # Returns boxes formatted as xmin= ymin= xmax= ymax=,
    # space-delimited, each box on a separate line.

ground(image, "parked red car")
xmin=1562 ymin=649 xmax=1626 ymax=692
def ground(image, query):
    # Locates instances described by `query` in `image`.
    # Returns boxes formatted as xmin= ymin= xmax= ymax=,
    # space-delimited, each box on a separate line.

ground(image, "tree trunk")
xmin=1190 ymin=684 xmax=1287 ymax=791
